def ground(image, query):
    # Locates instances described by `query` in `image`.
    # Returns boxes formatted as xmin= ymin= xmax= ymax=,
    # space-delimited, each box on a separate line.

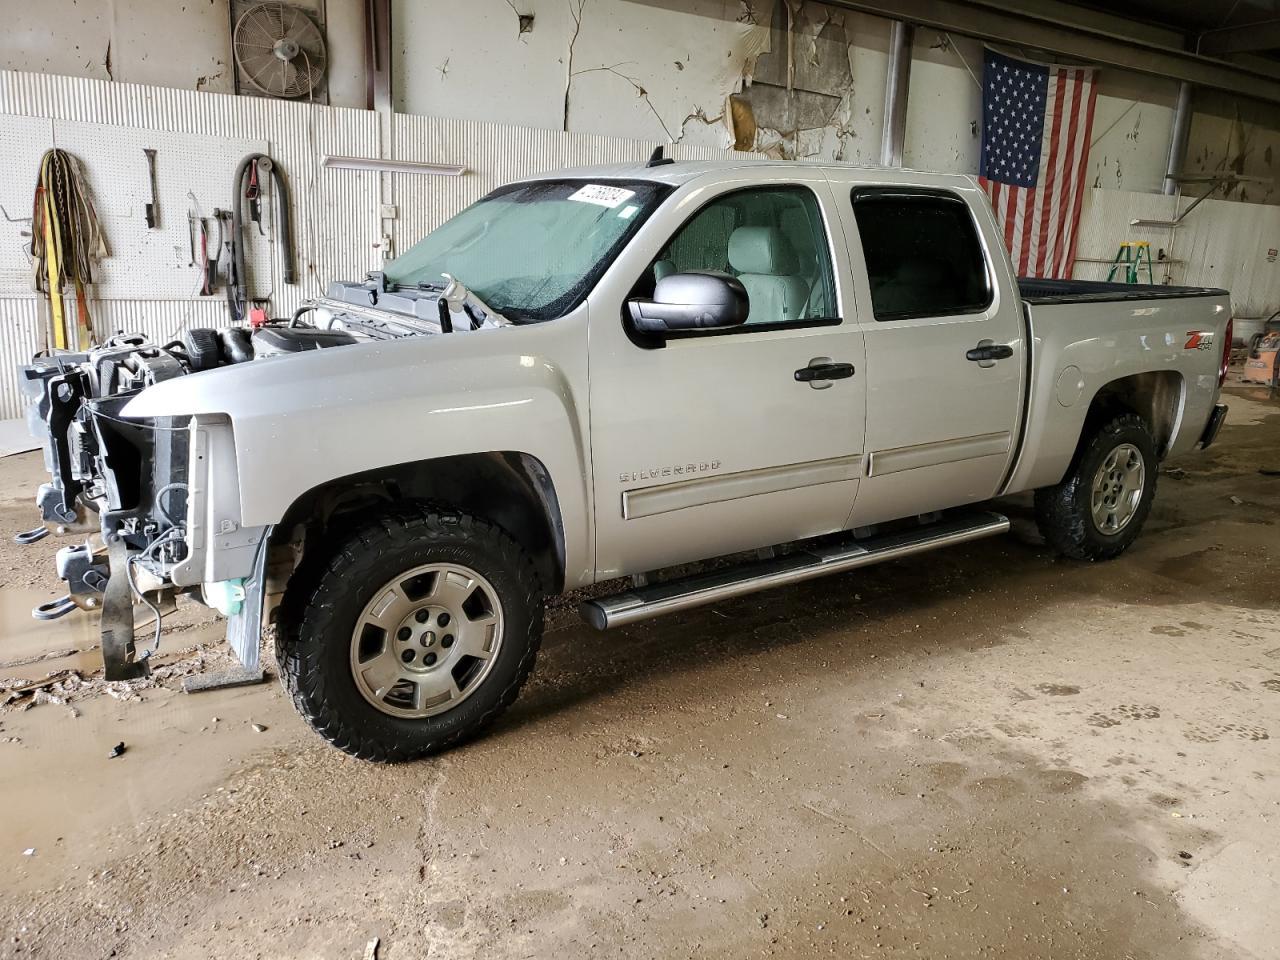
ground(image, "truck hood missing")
xmin=119 ymin=308 xmax=589 ymax=531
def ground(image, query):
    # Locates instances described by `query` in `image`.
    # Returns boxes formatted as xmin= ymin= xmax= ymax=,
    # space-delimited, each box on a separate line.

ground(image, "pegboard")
xmin=51 ymin=121 xmax=275 ymax=301
xmin=0 ymin=115 xmax=54 ymax=294
xmin=0 ymin=114 xmax=278 ymax=301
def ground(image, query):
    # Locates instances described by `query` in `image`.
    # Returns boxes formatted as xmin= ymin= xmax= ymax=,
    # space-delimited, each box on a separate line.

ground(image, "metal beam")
xmin=823 ymin=0 xmax=1280 ymax=104
xmin=364 ymin=0 xmax=392 ymax=113
xmin=881 ymin=21 xmax=914 ymax=167
xmin=982 ymin=0 xmax=1185 ymax=48
xmin=1163 ymin=81 xmax=1192 ymax=197
xmin=1197 ymin=20 xmax=1280 ymax=57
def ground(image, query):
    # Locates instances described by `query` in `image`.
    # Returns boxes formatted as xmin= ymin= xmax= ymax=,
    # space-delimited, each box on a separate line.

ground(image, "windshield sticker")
xmin=569 ymin=184 xmax=636 ymax=208
xmin=617 ymin=204 xmax=639 ymax=219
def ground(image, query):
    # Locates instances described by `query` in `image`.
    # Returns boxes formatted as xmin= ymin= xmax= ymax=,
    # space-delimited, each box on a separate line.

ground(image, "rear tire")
xmin=1034 ymin=412 xmax=1158 ymax=561
xmin=276 ymin=503 xmax=543 ymax=762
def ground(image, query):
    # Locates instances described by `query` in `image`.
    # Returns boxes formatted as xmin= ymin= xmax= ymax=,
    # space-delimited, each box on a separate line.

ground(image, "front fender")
xmin=122 ymin=317 xmax=593 ymax=586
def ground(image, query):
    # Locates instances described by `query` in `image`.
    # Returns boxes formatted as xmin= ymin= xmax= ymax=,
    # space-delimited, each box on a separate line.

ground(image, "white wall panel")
xmin=6 ymin=66 xmax=1279 ymax=423
xmin=0 ymin=70 xmax=745 ymax=418
xmin=1074 ymin=186 xmax=1280 ymax=323
xmin=0 ymin=297 xmax=43 ymax=420
xmin=387 ymin=114 xmax=737 ymax=254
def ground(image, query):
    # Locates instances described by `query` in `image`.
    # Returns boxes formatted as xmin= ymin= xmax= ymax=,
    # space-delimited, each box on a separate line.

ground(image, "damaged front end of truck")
xmin=19 ymin=344 xmax=270 ymax=681
xmin=16 ymin=276 xmax=507 ymax=681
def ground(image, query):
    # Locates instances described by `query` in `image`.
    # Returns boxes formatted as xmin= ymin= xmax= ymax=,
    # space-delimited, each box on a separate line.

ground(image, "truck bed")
xmin=1018 ymin=278 xmax=1229 ymax=305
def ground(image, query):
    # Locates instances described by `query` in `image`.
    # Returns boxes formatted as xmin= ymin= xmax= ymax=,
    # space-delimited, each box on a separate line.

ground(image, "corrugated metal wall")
xmin=390 ymin=113 xmax=734 ymax=249
xmin=0 ymin=70 xmax=739 ymax=418
xmin=0 ymin=71 xmax=383 ymax=416
xmin=2 ymin=69 xmax=1278 ymax=417
xmin=1074 ymin=187 xmax=1280 ymax=324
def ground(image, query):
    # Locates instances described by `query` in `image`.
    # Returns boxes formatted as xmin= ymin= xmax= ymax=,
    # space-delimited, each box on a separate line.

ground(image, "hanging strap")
xmin=30 ymin=148 xmax=107 ymax=350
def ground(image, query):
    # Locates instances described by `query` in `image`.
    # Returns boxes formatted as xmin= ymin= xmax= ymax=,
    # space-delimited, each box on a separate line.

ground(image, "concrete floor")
xmin=2 ymin=380 xmax=1279 ymax=960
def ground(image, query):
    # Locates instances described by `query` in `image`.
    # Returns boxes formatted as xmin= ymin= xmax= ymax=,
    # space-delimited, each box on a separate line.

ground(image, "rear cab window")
xmin=850 ymin=189 xmax=992 ymax=322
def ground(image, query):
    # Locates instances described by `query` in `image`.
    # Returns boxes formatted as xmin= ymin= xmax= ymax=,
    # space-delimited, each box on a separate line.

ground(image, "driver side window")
xmin=653 ymin=186 xmax=838 ymax=326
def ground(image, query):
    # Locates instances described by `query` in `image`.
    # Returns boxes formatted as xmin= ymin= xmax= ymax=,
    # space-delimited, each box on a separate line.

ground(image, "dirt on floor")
xmin=2 ymin=379 xmax=1279 ymax=960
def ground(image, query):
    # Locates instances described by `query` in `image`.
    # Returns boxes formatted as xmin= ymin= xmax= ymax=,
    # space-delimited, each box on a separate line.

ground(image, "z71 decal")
xmin=1184 ymin=331 xmax=1216 ymax=351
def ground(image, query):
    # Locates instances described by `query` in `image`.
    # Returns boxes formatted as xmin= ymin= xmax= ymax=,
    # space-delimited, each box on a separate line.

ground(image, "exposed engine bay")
xmin=16 ymin=274 xmax=508 ymax=680
xmin=16 ymin=322 xmax=358 ymax=674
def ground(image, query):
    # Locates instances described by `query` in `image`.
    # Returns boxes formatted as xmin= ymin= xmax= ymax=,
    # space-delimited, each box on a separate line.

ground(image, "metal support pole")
xmin=1163 ymin=81 xmax=1192 ymax=196
xmin=364 ymin=0 xmax=392 ymax=113
xmin=880 ymin=20 xmax=914 ymax=167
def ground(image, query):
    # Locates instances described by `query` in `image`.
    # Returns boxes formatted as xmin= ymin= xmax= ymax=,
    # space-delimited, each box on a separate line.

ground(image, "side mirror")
xmin=628 ymin=271 xmax=749 ymax=334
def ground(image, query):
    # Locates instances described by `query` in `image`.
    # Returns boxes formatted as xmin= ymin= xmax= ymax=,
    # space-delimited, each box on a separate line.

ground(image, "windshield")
xmin=384 ymin=178 xmax=671 ymax=322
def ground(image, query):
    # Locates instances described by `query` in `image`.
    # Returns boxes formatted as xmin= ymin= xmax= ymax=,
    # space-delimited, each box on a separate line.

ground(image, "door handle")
xmin=795 ymin=359 xmax=855 ymax=386
xmin=966 ymin=342 xmax=1014 ymax=363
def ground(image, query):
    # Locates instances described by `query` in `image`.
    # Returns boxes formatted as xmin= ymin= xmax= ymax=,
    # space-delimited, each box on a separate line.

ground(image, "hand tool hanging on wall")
xmin=30 ymin=148 xmax=107 ymax=351
xmin=187 ymin=212 xmax=199 ymax=268
xmin=187 ymin=192 xmax=215 ymax=297
xmin=143 ymin=148 xmax=159 ymax=229
xmin=198 ymin=217 xmax=214 ymax=296
xmin=226 ymin=153 xmax=295 ymax=324
xmin=244 ymin=160 xmax=264 ymax=235
xmin=214 ymin=208 xmax=234 ymax=301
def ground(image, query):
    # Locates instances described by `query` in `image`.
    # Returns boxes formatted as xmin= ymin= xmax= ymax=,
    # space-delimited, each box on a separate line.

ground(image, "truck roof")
xmin=521 ymin=158 xmax=981 ymax=191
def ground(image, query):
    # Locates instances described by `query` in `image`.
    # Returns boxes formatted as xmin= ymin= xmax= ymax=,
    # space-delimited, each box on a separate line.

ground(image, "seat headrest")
xmin=728 ymin=226 xmax=798 ymax=276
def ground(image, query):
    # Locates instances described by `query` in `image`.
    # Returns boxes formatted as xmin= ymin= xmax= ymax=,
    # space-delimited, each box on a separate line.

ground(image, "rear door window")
xmin=850 ymin=190 xmax=992 ymax=322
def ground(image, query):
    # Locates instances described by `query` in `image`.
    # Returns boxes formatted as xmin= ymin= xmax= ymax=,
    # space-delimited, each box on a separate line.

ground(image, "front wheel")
xmin=1034 ymin=412 xmax=1158 ymax=561
xmin=276 ymin=504 xmax=543 ymax=762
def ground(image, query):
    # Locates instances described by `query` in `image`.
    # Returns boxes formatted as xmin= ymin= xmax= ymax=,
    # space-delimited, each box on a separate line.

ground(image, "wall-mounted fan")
xmin=233 ymin=2 xmax=328 ymax=100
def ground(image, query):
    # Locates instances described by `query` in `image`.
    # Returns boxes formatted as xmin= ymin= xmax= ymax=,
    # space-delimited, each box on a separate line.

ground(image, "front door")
xmin=835 ymin=185 xmax=1026 ymax=529
xmin=587 ymin=174 xmax=867 ymax=580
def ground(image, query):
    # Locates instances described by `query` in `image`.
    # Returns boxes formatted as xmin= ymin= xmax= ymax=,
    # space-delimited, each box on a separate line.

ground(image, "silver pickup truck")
xmin=18 ymin=158 xmax=1231 ymax=760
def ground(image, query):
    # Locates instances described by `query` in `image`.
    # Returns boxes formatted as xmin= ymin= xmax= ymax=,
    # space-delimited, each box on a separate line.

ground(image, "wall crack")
xmin=562 ymin=0 xmax=589 ymax=133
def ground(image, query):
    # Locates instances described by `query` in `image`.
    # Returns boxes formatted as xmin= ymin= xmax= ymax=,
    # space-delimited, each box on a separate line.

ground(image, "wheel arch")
xmin=267 ymin=451 xmax=567 ymax=596
xmin=1082 ymin=370 xmax=1185 ymax=459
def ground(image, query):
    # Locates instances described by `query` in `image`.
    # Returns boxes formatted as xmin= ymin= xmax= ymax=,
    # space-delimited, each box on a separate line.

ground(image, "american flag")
xmin=978 ymin=50 xmax=1098 ymax=279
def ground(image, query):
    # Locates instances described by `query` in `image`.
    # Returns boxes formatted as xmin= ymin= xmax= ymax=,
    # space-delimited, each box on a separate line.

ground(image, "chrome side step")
xmin=579 ymin=510 xmax=1010 ymax=631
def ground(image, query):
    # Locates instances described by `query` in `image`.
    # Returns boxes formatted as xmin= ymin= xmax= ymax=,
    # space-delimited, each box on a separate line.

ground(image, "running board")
xmin=579 ymin=510 xmax=1010 ymax=630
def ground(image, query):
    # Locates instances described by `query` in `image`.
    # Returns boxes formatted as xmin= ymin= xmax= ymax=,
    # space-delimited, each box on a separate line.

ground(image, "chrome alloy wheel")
xmin=349 ymin=563 xmax=504 ymax=718
xmin=1090 ymin=443 xmax=1146 ymax=535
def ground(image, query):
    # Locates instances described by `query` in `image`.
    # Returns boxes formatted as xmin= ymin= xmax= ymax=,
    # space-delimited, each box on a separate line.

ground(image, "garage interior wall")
xmin=2 ymin=0 xmax=1280 ymax=415
xmin=0 ymin=0 xmax=368 ymax=107
xmin=0 ymin=69 xmax=732 ymax=418
xmin=393 ymin=0 xmax=1279 ymax=196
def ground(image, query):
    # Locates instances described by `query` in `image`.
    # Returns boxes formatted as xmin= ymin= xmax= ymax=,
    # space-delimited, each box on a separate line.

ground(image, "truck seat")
xmin=653 ymin=259 xmax=676 ymax=282
xmin=727 ymin=226 xmax=810 ymax=323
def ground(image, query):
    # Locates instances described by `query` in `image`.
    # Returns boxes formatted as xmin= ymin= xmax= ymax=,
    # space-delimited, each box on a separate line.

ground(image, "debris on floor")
xmin=181 ymin=668 xmax=267 ymax=694
xmin=107 ymin=742 xmax=126 ymax=759
xmin=2 ymin=383 xmax=1279 ymax=960
xmin=1 ymin=646 xmax=246 ymax=715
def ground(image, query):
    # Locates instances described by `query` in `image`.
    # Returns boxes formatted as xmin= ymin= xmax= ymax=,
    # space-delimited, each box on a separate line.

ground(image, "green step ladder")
xmin=1106 ymin=241 xmax=1155 ymax=284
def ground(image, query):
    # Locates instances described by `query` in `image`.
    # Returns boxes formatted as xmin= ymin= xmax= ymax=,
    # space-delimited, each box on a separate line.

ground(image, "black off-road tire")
xmin=1034 ymin=412 xmax=1158 ymax=562
xmin=276 ymin=503 xmax=544 ymax=762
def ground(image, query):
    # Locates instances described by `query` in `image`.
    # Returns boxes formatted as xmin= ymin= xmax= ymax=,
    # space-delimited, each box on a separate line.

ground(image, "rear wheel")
xmin=1034 ymin=412 xmax=1158 ymax=561
xmin=276 ymin=503 xmax=543 ymax=761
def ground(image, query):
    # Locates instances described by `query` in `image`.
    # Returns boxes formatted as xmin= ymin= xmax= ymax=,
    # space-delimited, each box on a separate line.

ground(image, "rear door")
xmin=835 ymin=185 xmax=1026 ymax=528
